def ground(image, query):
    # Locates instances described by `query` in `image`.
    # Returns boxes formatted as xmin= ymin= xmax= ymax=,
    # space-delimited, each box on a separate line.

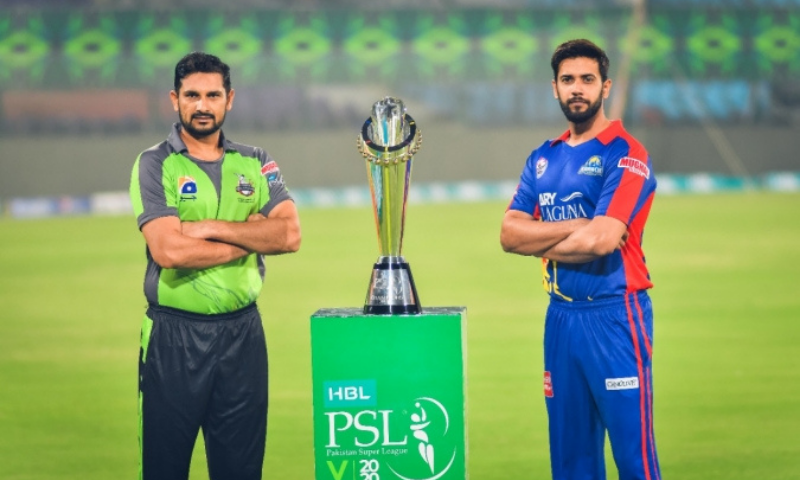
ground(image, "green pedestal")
xmin=310 ymin=307 xmax=468 ymax=480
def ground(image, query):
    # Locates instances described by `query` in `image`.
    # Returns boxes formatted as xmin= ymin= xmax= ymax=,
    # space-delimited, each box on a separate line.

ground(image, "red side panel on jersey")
xmin=606 ymin=139 xmax=649 ymax=224
xmin=604 ymin=128 xmax=654 ymax=293
xmin=621 ymin=191 xmax=655 ymax=292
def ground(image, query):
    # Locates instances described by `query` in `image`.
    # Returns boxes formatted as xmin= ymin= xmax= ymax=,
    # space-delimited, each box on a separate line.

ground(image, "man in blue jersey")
xmin=500 ymin=39 xmax=661 ymax=480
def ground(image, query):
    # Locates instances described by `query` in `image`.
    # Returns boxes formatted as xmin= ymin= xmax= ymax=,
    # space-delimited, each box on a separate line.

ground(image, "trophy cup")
xmin=357 ymin=97 xmax=423 ymax=315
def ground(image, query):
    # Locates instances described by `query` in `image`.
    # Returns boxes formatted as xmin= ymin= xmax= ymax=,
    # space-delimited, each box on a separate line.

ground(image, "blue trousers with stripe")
xmin=543 ymin=291 xmax=661 ymax=480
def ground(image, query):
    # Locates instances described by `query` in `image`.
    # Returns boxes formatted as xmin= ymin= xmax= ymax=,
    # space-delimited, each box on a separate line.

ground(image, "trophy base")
xmin=364 ymin=256 xmax=421 ymax=315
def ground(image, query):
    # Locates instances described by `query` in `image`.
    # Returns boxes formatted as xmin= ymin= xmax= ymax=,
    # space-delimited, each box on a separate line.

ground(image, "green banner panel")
xmin=311 ymin=307 xmax=468 ymax=480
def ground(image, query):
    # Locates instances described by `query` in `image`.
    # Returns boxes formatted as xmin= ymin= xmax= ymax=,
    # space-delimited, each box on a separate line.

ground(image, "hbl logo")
xmin=324 ymin=380 xmax=377 ymax=408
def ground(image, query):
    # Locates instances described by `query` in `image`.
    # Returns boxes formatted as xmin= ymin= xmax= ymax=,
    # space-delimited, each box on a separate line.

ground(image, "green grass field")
xmin=1 ymin=192 xmax=799 ymax=480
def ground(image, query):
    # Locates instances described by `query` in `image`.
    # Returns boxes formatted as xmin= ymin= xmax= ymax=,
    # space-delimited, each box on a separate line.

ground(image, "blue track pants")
xmin=543 ymin=291 xmax=661 ymax=480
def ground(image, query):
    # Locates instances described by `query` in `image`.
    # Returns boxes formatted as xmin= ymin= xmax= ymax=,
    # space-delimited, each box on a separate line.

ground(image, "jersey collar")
xmin=549 ymin=119 xmax=624 ymax=146
xmin=166 ymin=123 xmax=234 ymax=154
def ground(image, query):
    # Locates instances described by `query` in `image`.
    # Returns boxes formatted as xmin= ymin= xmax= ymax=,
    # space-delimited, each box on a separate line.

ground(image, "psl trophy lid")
xmin=357 ymin=97 xmax=422 ymax=166
xmin=369 ymin=97 xmax=406 ymax=147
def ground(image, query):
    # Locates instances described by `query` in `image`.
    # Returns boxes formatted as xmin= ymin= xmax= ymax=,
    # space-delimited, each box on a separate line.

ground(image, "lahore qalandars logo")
xmin=235 ymin=174 xmax=255 ymax=197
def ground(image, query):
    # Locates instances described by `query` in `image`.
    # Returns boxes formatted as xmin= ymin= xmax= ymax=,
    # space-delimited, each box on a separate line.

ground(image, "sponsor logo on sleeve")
xmin=261 ymin=160 xmax=278 ymax=176
xmin=261 ymin=160 xmax=284 ymax=187
xmin=617 ymin=157 xmax=650 ymax=179
xmin=605 ymin=376 xmax=640 ymax=390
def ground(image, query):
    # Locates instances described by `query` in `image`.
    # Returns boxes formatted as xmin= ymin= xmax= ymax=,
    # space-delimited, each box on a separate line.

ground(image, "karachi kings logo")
xmin=578 ymin=155 xmax=603 ymax=176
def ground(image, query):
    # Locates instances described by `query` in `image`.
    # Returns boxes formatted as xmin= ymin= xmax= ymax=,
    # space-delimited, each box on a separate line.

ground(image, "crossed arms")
xmin=141 ymin=200 xmax=301 ymax=269
xmin=500 ymin=210 xmax=627 ymax=264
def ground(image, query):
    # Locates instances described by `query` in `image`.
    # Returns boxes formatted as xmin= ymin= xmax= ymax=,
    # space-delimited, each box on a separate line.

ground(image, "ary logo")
xmin=539 ymin=191 xmax=588 ymax=221
xmin=578 ymin=156 xmax=603 ymax=176
xmin=235 ymin=174 xmax=255 ymax=197
xmin=388 ymin=397 xmax=457 ymax=480
xmin=560 ymin=192 xmax=584 ymax=202
xmin=535 ymin=157 xmax=548 ymax=179
xmin=538 ymin=192 xmax=556 ymax=206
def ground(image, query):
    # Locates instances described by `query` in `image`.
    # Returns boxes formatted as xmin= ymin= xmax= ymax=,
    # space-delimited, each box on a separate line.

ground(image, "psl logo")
xmin=388 ymin=397 xmax=457 ymax=480
xmin=324 ymin=397 xmax=457 ymax=480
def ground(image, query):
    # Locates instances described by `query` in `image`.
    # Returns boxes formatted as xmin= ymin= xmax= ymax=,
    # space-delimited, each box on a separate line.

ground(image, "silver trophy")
xmin=357 ymin=97 xmax=423 ymax=315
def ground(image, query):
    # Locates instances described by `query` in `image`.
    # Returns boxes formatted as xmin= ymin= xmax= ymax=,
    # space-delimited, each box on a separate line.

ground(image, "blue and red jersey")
xmin=508 ymin=120 xmax=656 ymax=301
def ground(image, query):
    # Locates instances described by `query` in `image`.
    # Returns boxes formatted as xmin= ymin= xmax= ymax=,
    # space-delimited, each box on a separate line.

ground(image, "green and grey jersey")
xmin=130 ymin=123 xmax=293 ymax=315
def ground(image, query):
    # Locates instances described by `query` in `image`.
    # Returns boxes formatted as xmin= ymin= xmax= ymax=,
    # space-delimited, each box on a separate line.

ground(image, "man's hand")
xmin=182 ymin=214 xmax=267 ymax=240
xmin=142 ymin=216 xmax=249 ymax=270
xmin=181 ymin=220 xmax=217 ymax=241
xmin=618 ymin=229 xmax=629 ymax=250
xmin=541 ymin=215 xmax=629 ymax=263
xmin=501 ymin=210 xmax=590 ymax=257
xmin=179 ymin=202 xmax=300 ymax=256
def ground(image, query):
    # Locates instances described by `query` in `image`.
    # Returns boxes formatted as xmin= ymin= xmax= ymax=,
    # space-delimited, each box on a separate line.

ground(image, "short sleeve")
xmin=256 ymin=149 xmax=293 ymax=216
xmin=507 ymin=149 xmax=541 ymax=216
xmin=130 ymin=148 xmax=178 ymax=230
xmin=594 ymin=139 xmax=656 ymax=225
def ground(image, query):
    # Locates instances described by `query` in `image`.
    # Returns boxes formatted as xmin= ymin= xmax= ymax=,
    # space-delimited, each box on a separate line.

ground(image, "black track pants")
xmin=138 ymin=303 xmax=268 ymax=480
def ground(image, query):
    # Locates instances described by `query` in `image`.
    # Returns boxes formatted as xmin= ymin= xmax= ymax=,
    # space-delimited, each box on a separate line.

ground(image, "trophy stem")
xmin=364 ymin=256 xmax=421 ymax=315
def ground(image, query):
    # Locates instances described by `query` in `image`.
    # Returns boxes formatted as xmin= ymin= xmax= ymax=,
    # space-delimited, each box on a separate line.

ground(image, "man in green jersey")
xmin=129 ymin=52 xmax=301 ymax=480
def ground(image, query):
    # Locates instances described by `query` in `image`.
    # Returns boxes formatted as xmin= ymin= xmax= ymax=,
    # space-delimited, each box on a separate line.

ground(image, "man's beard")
xmin=180 ymin=111 xmax=226 ymax=138
xmin=558 ymin=95 xmax=603 ymax=124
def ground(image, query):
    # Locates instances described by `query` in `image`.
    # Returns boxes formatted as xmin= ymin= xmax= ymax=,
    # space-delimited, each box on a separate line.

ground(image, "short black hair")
xmin=173 ymin=52 xmax=232 ymax=93
xmin=550 ymin=39 xmax=610 ymax=82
